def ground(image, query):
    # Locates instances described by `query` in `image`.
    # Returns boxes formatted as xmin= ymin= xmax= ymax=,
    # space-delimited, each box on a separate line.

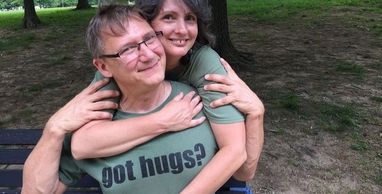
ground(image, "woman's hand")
xmin=204 ymin=58 xmax=264 ymax=116
xmin=156 ymin=91 xmax=205 ymax=132
xmin=46 ymin=78 xmax=119 ymax=134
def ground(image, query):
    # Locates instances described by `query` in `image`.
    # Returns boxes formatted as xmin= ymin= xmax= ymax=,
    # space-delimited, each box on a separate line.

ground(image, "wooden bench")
xmin=0 ymin=129 xmax=252 ymax=194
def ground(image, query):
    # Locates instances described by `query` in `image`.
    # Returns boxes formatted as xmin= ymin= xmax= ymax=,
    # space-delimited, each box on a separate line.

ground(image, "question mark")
xmin=194 ymin=143 xmax=206 ymax=166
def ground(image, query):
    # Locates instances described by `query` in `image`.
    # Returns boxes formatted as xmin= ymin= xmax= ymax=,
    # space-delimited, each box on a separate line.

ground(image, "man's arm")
xmin=181 ymin=122 xmax=247 ymax=194
xmin=22 ymin=123 xmax=67 ymax=194
xmin=71 ymin=91 xmax=205 ymax=160
xmin=22 ymin=79 xmax=117 ymax=194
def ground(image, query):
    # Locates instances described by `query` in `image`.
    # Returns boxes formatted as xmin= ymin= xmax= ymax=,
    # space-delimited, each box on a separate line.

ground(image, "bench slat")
xmin=0 ymin=149 xmax=31 ymax=164
xmin=0 ymin=170 xmax=100 ymax=187
xmin=0 ymin=129 xmax=41 ymax=145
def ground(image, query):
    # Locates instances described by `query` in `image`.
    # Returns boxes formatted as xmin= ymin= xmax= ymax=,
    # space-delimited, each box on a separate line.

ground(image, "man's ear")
xmin=93 ymin=58 xmax=113 ymax=78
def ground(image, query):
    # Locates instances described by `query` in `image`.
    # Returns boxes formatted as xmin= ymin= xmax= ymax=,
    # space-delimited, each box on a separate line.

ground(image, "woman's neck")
xmin=119 ymin=81 xmax=171 ymax=113
xmin=165 ymin=54 xmax=181 ymax=71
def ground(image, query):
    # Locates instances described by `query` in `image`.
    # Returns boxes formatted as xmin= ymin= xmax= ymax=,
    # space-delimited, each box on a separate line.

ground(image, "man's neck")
xmin=119 ymin=81 xmax=171 ymax=113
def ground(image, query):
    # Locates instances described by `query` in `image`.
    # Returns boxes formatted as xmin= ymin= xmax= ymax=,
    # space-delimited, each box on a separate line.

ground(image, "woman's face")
xmin=150 ymin=0 xmax=198 ymax=66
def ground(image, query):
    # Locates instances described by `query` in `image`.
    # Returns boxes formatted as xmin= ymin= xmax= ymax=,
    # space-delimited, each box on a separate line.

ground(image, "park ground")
xmin=0 ymin=1 xmax=381 ymax=193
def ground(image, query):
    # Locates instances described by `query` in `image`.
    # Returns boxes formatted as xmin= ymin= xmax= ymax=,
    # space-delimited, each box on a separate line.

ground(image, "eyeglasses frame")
xmin=99 ymin=31 xmax=163 ymax=59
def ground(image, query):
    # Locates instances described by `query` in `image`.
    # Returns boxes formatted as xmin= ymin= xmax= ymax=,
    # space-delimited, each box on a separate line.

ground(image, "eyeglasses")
xmin=100 ymin=31 xmax=163 ymax=61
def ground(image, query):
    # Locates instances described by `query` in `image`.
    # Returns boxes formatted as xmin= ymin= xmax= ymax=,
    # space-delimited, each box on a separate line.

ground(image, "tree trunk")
xmin=209 ymin=0 xmax=253 ymax=70
xmin=23 ymin=0 xmax=41 ymax=28
xmin=76 ymin=0 xmax=91 ymax=10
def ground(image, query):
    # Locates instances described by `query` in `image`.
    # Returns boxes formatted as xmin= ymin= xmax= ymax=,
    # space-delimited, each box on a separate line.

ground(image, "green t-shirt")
xmin=93 ymin=45 xmax=244 ymax=124
xmin=59 ymin=81 xmax=217 ymax=194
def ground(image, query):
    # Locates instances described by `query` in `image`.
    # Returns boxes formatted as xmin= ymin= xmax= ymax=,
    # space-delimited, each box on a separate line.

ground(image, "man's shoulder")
xmin=169 ymin=81 xmax=196 ymax=93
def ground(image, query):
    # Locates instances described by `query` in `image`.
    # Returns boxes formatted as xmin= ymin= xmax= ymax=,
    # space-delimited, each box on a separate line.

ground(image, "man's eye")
xmin=120 ymin=46 xmax=136 ymax=55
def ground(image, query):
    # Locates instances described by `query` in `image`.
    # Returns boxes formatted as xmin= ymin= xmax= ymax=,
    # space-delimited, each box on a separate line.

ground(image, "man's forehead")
xmin=101 ymin=16 xmax=151 ymax=37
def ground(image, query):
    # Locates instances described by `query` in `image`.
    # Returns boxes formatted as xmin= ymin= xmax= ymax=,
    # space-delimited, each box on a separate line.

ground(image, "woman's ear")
xmin=93 ymin=58 xmax=113 ymax=78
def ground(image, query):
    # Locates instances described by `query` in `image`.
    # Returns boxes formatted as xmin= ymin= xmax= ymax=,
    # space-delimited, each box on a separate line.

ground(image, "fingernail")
xmin=204 ymin=74 xmax=209 ymax=79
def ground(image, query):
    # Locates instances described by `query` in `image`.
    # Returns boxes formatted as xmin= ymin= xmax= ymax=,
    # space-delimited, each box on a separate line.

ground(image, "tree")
xmin=76 ymin=0 xmax=91 ymax=9
xmin=209 ymin=0 xmax=253 ymax=70
xmin=23 ymin=0 xmax=41 ymax=28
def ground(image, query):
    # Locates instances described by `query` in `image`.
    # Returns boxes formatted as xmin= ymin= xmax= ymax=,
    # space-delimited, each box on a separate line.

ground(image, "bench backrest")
xmin=0 ymin=129 xmax=251 ymax=194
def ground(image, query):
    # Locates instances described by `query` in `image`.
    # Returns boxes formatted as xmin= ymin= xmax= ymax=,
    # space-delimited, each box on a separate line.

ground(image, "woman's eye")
xmin=162 ymin=14 xmax=174 ymax=20
xmin=185 ymin=14 xmax=197 ymax=22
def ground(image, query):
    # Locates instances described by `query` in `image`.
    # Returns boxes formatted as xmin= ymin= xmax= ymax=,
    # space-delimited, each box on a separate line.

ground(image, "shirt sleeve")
xmin=91 ymin=71 xmax=121 ymax=114
xmin=58 ymin=134 xmax=85 ymax=186
xmin=187 ymin=46 xmax=244 ymax=124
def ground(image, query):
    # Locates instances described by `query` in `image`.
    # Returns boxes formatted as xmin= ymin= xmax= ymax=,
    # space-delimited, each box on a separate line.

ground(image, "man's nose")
xmin=138 ymin=43 xmax=156 ymax=61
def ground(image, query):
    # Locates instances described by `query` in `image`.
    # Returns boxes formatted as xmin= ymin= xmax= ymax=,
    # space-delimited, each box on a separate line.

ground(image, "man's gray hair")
xmin=86 ymin=5 xmax=143 ymax=58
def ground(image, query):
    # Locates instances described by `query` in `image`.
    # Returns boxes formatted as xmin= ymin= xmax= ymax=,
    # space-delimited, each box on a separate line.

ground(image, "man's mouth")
xmin=138 ymin=61 xmax=159 ymax=72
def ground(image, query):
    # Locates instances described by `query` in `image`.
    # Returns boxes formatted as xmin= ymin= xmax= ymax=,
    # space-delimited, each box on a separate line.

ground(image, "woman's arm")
xmin=71 ymin=91 xmax=206 ymax=160
xmin=204 ymin=58 xmax=265 ymax=181
xmin=181 ymin=122 xmax=247 ymax=194
xmin=22 ymin=79 xmax=118 ymax=194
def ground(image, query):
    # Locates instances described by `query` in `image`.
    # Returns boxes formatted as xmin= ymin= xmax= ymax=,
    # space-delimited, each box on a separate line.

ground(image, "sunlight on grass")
xmin=0 ymin=7 xmax=95 ymax=29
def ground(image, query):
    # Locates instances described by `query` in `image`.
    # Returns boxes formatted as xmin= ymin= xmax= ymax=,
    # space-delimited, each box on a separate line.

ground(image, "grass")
xmin=335 ymin=61 xmax=366 ymax=78
xmin=317 ymin=103 xmax=359 ymax=132
xmin=227 ymin=0 xmax=382 ymax=21
xmin=278 ymin=93 xmax=299 ymax=111
xmin=376 ymin=173 xmax=382 ymax=186
xmin=370 ymin=96 xmax=382 ymax=103
xmin=0 ymin=33 xmax=37 ymax=51
xmin=350 ymin=132 xmax=369 ymax=151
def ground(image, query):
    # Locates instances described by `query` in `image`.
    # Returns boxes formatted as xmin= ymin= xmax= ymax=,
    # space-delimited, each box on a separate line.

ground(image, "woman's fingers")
xmin=90 ymin=90 xmax=119 ymax=102
xmin=92 ymin=101 xmax=118 ymax=111
xmin=90 ymin=111 xmax=113 ymax=120
xmin=204 ymin=83 xmax=232 ymax=93
xmin=210 ymin=96 xmax=234 ymax=108
xmin=189 ymin=116 xmax=206 ymax=128
xmin=191 ymin=101 xmax=203 ymax=117
xmin=204 ymin=74 xmax=232 ymax=85
xmin=84 ymin=78 xmax=110 ymax=94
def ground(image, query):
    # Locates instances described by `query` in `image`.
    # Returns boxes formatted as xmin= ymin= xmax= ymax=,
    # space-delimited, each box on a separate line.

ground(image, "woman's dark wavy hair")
xmin=135 ymin=0 xmax=215 ymax=47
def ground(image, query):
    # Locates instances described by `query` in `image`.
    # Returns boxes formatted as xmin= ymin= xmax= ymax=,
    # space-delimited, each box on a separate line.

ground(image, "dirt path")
xmin=0 ymin=6 xmax=381 ymax=194
xmin=229 ymin=7 xmax=382 ymax=193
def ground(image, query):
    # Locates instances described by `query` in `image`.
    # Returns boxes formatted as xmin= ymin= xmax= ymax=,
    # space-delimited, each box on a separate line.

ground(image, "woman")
xmin=73 ymin=0 xmax=263 ymax=183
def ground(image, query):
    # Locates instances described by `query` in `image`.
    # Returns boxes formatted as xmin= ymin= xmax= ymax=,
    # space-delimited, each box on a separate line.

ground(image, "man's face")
xmin=96 ymin=16 xmax=167 ymax=89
